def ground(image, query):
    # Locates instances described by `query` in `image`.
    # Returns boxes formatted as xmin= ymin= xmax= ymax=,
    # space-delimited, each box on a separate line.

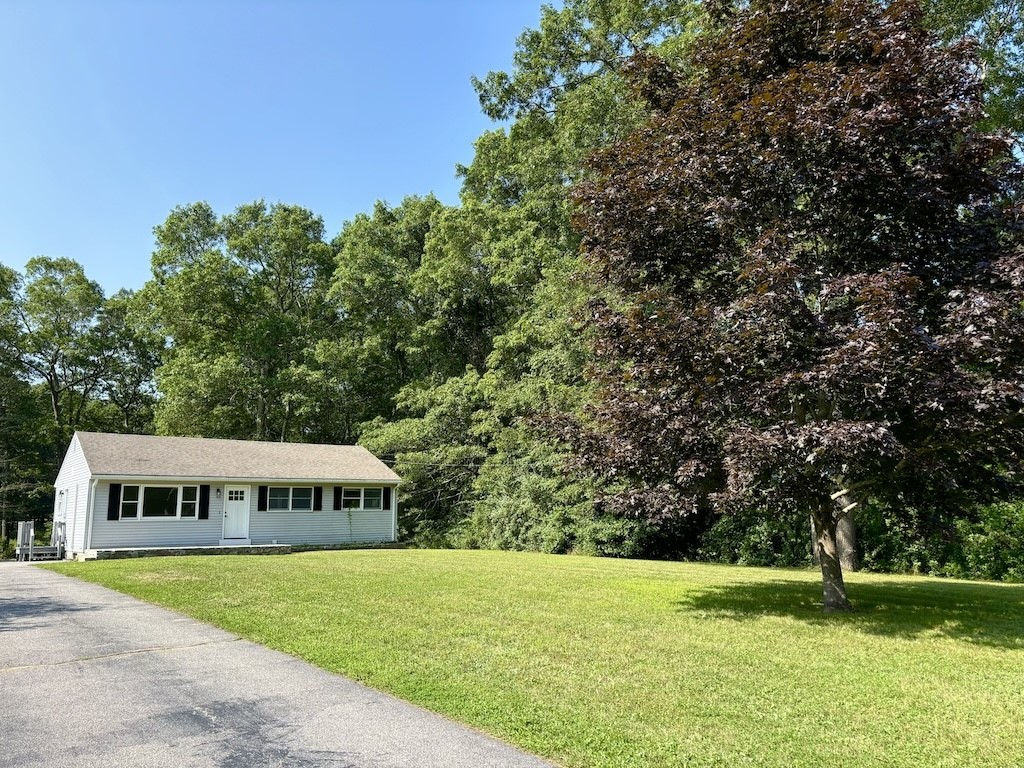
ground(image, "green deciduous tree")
xmin=326 ymin=195 xmax=446 ymax=433
xmin=360 ymin=369 xmax=489 ymax=545
xmin=91 ymin=289 xmax=161 ymax=433
xmin=371 ymin=0 xmax=705 ymax=551
xmin=922 ymin=0 xmax=1023 ymax=135
xmin=5 ymin=257 xmax=107 ymax=462
xmin=149 ymin=201 xmax=337 ymax=441
xmin=0 ymin=265 xmax=51 ymax=545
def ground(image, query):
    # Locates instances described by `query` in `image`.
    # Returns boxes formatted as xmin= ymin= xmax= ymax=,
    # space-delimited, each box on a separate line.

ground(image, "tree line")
xmin=2 ymin=0 xmax=1022 ymax=595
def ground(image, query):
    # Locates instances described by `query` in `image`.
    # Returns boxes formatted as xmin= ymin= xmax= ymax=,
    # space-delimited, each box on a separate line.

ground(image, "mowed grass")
xmin=45 ymin=550 xmax=1024 ymax=768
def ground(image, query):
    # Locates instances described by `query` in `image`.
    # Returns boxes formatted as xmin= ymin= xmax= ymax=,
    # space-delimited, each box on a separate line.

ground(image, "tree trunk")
xmin=809 ymin=513 xmax=819 ymax=565
xmin=46 ymin=372 xmax=63 ymax=431
xmin=811 ymin=508 xmax=852 ymax=611
xmin=837 ymin=512 xmax=859 ymax=572
xmin=810 ymin=510 xmax=858 ymax=571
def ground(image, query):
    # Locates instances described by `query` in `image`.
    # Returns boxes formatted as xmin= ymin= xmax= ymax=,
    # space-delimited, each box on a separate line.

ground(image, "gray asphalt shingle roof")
xmin=74 ymin=431 xmax=400 ymax=483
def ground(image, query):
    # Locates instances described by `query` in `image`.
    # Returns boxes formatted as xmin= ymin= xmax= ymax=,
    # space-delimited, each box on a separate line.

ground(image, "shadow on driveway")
xmin=0 ymin=593 xmax=102 ymax=632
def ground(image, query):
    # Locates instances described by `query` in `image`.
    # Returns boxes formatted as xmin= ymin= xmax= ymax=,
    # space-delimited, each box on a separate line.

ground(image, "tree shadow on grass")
xmin=674 ymin=575 xmax=1024 ymax=650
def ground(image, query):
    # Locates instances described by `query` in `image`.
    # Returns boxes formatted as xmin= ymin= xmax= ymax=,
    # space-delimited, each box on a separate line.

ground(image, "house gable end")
xmin=55 ymin=432 xmax=93 ymax=487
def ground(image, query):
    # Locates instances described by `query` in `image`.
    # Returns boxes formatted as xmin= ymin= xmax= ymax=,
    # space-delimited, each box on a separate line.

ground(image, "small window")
xmin=180 ymin=486 xmax=198 ymax=517
xmin=268 ymin=487 xmax=290 ymax=510
xmin=363 ymin=488 xmax=383 ymax=510
xmin=142 ymin=486 xmax=178 ymax=518
xmin=228 ymin=489 xmax=245 ymax=502
xmin=342 ymin=488 xmax=361 ymax=509
xmin=121 ymin=485 xmax=139 ymax=518
xmin=291 ymin=487 xmax=313 ymax=511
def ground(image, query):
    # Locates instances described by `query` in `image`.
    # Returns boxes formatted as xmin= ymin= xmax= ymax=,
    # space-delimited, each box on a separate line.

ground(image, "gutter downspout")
xmin=84 ymin=478 xmax=98 ymax=557
xmin=392 ymin=485 xmax=398 ymax=542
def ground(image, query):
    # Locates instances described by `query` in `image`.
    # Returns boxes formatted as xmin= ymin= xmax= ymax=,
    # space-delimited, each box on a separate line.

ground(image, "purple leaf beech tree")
xmin=571 ymin=0 xmax=1023 ymax=610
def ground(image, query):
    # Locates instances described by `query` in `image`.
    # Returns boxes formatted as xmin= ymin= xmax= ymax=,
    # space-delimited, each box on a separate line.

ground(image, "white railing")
xmin=15 ymin=521 xmax=64 ymax=561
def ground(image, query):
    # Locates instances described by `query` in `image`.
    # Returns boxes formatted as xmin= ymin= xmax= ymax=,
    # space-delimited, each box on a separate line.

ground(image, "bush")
xmin=698 ymin=509 xmax=810 ymax=567
xmin=856 ymin=500 xmax=1024 ymax=582
xmin=458 ymin=482 xmax=656 ymax=558
xmin=856 ymin=503 xmax=959 ymax=575
xmin=952 ymin=502 xmax=1024 ymax=582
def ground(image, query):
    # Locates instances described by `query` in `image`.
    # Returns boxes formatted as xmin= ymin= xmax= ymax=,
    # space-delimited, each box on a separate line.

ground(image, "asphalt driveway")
xmin=0 ymin=562 xmax=553 ymax=768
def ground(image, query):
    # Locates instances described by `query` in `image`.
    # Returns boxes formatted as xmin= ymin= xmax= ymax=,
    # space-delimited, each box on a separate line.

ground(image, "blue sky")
xmin=0 ymin=0 xmax=547 ymax=295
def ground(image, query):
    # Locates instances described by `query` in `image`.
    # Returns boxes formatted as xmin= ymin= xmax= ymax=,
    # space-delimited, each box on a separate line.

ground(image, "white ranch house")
xmin=53 ymin=432 xmax=400 ymax=559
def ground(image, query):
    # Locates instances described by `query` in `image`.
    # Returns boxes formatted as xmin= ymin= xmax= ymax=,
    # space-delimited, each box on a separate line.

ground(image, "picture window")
xmin=120 ymin=485 xmax=200 ymax=520
xmin=142 ymin=486 xmax=178 ymax=518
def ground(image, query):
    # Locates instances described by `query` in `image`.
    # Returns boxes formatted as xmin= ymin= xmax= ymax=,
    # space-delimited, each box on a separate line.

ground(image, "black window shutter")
xmin=198 ymin=485 xmax=210 ymax=519
xmin=333 ymin=487 xmax=342 ymax=511
xmin=313 ymin=486 xmax=323 ymax=511
xmin=107 ymin=483 xmax=122 ymax=521
xmin=257 ymin=485 xmax=268 ymax=511
xmin=383 ymin=487 xmax=392 ymax=510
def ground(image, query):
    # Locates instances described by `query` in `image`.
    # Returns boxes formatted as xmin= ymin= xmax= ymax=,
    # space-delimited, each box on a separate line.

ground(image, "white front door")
xmin=223 ymin=485 xmax=251 ymax=540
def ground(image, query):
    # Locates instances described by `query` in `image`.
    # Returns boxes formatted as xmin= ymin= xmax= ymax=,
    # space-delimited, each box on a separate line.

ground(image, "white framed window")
xmin=121 ymin=485 xmax=140 ymax=518
xmin=268 ymin=487 xmax=290 ymax=510
xmin=181 ymin=486 xmax=198 ymax=518
xmin=268 ymin=486 xmax=314 ymax=511
xmin=291 ymin=487 xmax=313 ymax=510
xmin=340 ymin=487 xmax=386 ymax=510
xmin=121 ymin=485 xmax=200 ymax=520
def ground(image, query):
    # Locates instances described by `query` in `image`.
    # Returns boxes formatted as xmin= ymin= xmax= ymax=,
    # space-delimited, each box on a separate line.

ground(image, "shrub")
xmin=953 ymin=502 xmax=1024 ymax=582
xmin=698 ymin=509 xmax=810 ymax=567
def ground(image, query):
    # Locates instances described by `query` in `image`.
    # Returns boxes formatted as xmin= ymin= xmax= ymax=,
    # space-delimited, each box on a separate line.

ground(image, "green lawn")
xmin=45 ymin=550 xmax=1023 ymax=768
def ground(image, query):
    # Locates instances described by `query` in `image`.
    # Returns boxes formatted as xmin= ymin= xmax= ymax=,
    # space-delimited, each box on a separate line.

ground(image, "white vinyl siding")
xmin=250 ymin=484 xmax=397 ymax=545
xmin=91 ymin=482 xmax=397 ymax=548
xmin=52 ymin=434 xmax=92 ymax=556
xmin=90 ymin=482 xmax=224 ymax=549
xmin=250 ymin=509 xmax=393 ymax=545
xmin=70 ymin=486 xmax=86 ymax=554
xmin=61 ymin=475 xmax=398 ymax=552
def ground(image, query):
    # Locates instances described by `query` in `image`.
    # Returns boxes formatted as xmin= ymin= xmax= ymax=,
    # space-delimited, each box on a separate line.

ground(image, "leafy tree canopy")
xmin=573 ymin=0 xmax=1024 ymax=609
xmin=922 ymin=0 xmax=1023 ymax=135
xmin=148 ymin=201 xmax=337 ymax=442
xmin=5 ymin=257 xmax=107 ymax=459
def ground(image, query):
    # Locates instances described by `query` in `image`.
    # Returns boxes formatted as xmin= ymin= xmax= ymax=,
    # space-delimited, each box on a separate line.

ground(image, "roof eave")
xmin=90 ymin=474 xmax=401 ymax=485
